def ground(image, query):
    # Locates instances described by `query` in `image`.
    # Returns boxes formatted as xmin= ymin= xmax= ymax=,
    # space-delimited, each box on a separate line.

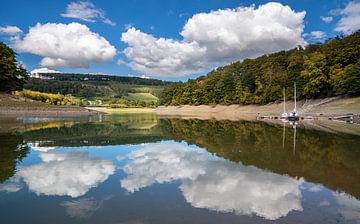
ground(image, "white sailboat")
xmin=280 ymin=87 xmax=288 ymax=120
xmin=288 ymin=82 xmax=299 ymax=121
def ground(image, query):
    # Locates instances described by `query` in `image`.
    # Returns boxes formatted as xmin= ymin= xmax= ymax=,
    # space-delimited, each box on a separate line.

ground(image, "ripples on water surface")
xmin=0 ymin=114 xmax=360 ymax=223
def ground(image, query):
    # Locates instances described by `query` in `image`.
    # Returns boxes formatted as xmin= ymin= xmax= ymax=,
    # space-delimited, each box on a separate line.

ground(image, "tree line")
xmin=31 ymin=73 xmax=171 ymax=86
xmin=25 ymin=79 xmax=164 ymax=98
xmin=160 ymin=31 xmax=360 ymax=105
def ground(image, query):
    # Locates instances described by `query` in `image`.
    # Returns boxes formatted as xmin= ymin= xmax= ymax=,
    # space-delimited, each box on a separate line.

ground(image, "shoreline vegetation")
xmin=0 ymin=93 xmax=100 ymax=117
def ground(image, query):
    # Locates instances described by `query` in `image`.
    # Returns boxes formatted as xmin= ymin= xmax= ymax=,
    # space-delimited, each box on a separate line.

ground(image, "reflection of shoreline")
xmin=121 ymin=143 xmax=303 ymax=220
xmin=159 ymin=114 xmax=360 ymax=136
xmin=161 ymin=118 xmax=360 ymax=200
xmin=155 ymin=97 xmax=360 ymax=123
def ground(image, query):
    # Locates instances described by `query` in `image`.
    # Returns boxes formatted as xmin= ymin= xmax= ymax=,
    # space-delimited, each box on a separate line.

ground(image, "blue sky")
xmin=0 ymin=0 xmax=359 ymax=81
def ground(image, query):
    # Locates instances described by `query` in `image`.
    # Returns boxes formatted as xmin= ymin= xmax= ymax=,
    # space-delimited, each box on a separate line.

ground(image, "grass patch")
xmin=123 ymin=93 xmax=159 ymax=102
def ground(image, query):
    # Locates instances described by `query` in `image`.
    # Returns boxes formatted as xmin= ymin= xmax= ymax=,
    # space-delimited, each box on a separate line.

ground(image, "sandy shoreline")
xmin=155 ymin=97 xmax=360 ymax=120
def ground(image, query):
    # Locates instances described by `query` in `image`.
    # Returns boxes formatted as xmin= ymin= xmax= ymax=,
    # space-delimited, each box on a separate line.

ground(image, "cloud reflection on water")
xmin=16 ymin=151 xmax=115 ymax=197
xmin=121 ymin=143 xmax=303 ymax=220
xmin=333 ymin=192 xmax=360 ymax=223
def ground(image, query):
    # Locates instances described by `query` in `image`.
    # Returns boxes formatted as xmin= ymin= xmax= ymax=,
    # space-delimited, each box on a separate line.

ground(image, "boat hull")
xmin=288 ymin=116 xmax=299 ymax=121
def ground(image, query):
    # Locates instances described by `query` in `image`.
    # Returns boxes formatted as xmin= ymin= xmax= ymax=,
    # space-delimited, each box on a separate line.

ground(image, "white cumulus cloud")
xmin=334 ymin=1 xmax=360 ymax=34
xmin=17 ymin=151 xmax=115 ymax=197
xmin=121 ymin=2 xmax=306 ymax=77
xmin=61 ymin=1 xmax=115 ymax=26
xmin=14 ymin=22 xmax=116 ymax=69
xmin=121 ymin=143 xmax=303 ymax=220
xmin=0 ymin=26 xmax=22 ymax=35
xmin=121 ymin=28 xmax=207 ymax=76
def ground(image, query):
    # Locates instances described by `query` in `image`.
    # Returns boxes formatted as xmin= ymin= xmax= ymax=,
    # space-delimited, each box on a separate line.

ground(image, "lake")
xmin=1 ymin=114 xmax=360 ymax=224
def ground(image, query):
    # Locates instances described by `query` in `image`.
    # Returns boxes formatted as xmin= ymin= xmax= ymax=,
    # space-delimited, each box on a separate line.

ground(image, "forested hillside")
xmin=160 ymin=31 xmax=360 ymax=105
xmin=26 ymin=73 xmax=171 ymax=98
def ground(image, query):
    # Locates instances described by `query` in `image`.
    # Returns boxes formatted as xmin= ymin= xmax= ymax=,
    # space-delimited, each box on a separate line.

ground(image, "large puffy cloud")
xmin=14 ymin=22 xmax=116 ymax=69
xmin=61 ymin=1 xmax=115 ymax=26
xmin=121 ymin=2 xmax=306 ymax=77
xmin=334 ymin=1 xmax=360 ymax=34
xmin=121 ymin=29 xmax=207 ymax=76
xmin=17 ymin=151 xmax=115 ymax=197
xmin=121 ymin=143 xmax=303 ymax=220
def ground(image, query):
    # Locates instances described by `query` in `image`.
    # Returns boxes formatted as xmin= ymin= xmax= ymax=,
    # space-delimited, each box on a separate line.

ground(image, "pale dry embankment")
xmin=156 ymin=97 xmax=360 ymax=136
xmin=0 ymin=93 xmax=100 ymax=117
xmin=155 ymin=97 xmax=360 ymax=120
xmin=87 ymin=107 xmax=155 ymax=114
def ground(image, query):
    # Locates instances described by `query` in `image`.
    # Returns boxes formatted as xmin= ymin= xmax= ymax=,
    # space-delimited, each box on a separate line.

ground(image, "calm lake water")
xmin=1 ymin=114 xmax=360 ymax=224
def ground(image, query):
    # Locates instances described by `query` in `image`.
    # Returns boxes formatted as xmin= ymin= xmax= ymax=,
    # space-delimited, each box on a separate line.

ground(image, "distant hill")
xmin=25 ymin=73 xmax=171 ymax=99
xmin=160 ymin=31 xmax=360 ymax=105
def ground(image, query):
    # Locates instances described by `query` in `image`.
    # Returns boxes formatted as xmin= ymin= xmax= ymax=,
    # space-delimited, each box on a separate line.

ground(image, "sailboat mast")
xmin=294 ymin=82 xmax=297 ymax=112
xmin=283 ymin=87 xmax=286 ymax=113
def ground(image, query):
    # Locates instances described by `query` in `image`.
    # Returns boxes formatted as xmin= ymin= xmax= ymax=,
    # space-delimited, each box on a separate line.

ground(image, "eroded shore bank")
xmin=155 ymin=97 xmax=360 ymax=120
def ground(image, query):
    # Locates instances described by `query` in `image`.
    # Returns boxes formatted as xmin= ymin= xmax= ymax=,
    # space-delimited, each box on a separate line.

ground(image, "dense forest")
xmin=30 ymin=72 xmax=170 ymax=86
xmin=160 ymin=31 xmax=360 ymax=105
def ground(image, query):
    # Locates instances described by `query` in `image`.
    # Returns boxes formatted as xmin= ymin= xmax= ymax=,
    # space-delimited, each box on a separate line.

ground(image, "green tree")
xmin=329 ymin=64 xmax=346 ymax=95
xmin=343 ymin=59 xmax=360 ymax=95
xmin=0 ymin=42 xmax=28 ymax=92
xmin=300 ymin=52 xmax=329 ymax=97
